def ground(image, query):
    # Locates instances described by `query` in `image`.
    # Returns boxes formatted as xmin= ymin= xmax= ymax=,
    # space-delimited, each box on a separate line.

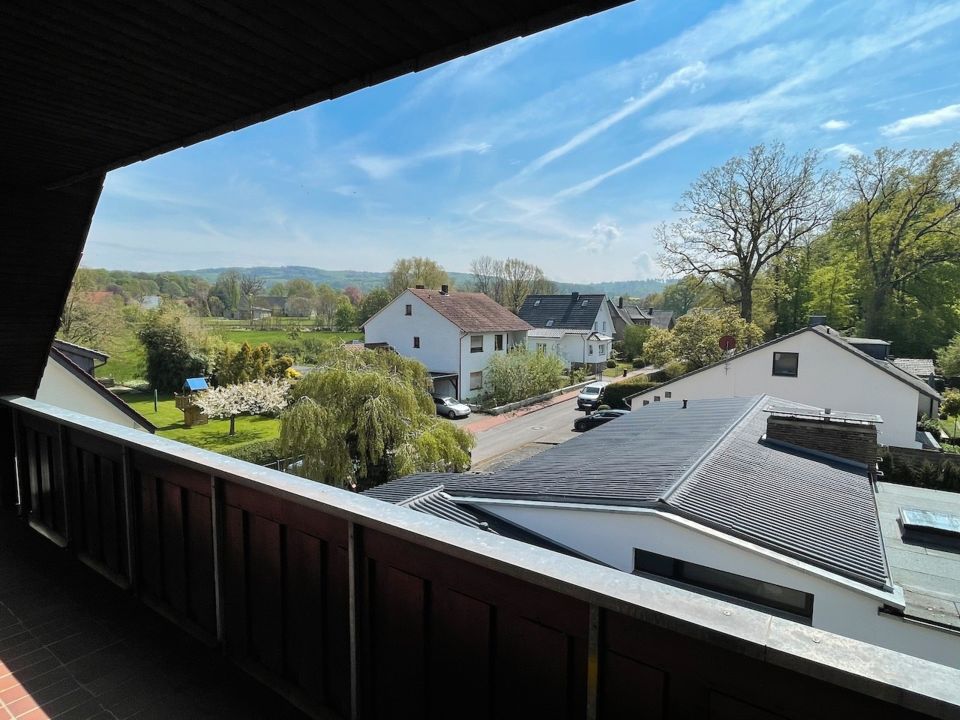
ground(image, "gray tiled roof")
xmin=518 ymin=293 xmax=606 ymax=330
xmin=892 ymin=357 xmax=937 ymax=379
xmin=441 ymin=395 xmax=891 ymax=589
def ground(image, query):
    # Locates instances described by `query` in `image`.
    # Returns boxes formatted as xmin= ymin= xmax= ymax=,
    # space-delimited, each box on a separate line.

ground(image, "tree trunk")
xmin=864 ymin=285 xmax=888 ymax=338
xmin=229 ymin=415 xmax=236 ymax=436
xmin=740 ymin=281 xmax=753 ymax=323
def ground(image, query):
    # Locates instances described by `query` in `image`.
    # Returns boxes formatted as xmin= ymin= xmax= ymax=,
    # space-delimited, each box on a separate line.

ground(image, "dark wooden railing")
xmin=1 ymin=397 xmax=959 ymax=720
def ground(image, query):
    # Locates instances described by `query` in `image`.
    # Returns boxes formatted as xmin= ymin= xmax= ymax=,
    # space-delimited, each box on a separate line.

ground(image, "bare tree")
xmin=657 ymin=144 xmax=835 ymax=322
xmin=470 ymin=255 xmax=505 ymax=304
xmin=239 ymin=273 xmax=265 ymax=323
xmin=841 ymin=144 xmax=960 ymax=337
xmin=386 ymin=257 xmax=450 ymax=297
xmin=502 ymin=258 xmax=554 ymax=312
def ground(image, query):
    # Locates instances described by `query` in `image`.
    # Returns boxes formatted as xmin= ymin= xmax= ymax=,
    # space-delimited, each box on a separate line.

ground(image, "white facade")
xmin=464 ymin=499 xmax=960 ymax=669
xmin=527 ymin=331 xmax=611 ymax=370
xmin=36 ymin=355 xmax=151 ymax=431
xmin=632 ymin=330 xmax=931 ymax=449
xmin=590 ymin=301 xmax=615 ymax=336
xmin=363 ymin=289 xmax=526 ymax=401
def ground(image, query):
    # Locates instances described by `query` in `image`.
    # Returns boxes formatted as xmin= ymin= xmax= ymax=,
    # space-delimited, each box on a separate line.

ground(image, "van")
xmin=577 ymin=381 xmax=609 ymax=410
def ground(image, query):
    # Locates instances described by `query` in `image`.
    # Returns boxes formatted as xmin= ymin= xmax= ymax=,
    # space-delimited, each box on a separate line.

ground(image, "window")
xmin=602 ymin=321 xmax=606 ymax=332
xmin=599 ymin=344 xmax=605 ymax=355
xmin=581 ymin=299 xmax=589 ymax=307
xmin=588 ymin=344 xmax=594 ymax=356
xmin=536 ymin=343 xmax=547 ymax=354
xmin=546 ymin=319 xmax=554 ymax=327
xmin=633 ymin=549 xmax=814 ymax=621
xmin=470 ymin=335 xmax=483 ymax=353
xmin=469 ymin=371 xmax=483 ymax=390
xmin=772 ymin=352 xmax=799 ymax=377
xmin=404 ymin=304 xmax=412 ymax=316
xmin=534 ymin=299 xmax=541 ymax=306
xmin=495 ymin=334 xmax=504 ymax=351
xmin=413 ymin=336 xmax=420 ymax=348
xmin=664 ymin=391 xmax=672 ymax=399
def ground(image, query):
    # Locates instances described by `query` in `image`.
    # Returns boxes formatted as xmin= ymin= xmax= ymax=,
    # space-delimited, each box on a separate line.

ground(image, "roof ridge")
xmin=658 ymin=394 xmax=767 ymax=504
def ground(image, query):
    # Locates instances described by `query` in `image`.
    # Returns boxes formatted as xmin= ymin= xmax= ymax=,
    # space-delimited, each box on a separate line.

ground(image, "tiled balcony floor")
xmin=0 ymin=513 xmax=309 ymax=720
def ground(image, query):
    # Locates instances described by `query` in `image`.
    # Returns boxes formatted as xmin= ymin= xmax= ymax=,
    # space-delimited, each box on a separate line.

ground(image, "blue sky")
xmin=84 ymin=0 xmax=960 ymax=283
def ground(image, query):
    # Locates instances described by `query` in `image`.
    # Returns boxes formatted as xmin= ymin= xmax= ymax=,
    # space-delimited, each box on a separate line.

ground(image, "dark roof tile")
xmin=518 ymin=294 xmax=606 ymax=330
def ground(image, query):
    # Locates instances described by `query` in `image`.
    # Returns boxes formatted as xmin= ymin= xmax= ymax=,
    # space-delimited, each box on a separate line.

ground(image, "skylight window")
xmin=534 ymin=299 xmax=541 ymax=306
xmin=581 ymin=300 xmax=589 ymax=307
xmin=546 ymin=319 xmax=554 ymax=327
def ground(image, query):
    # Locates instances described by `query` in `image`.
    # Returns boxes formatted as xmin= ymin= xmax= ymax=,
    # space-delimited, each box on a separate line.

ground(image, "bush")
xmin=631 ymin=357 xmax=646 ymax=369
xmin=220 ymin=439 xmax=283 ymax=466
xmin=663 ymin=360 xmax=688 ymax=379
xmin=606 ymin=359 xmax=617 ymax=369
xmin=601 ymin=380 xmax=660 ymax=410
xmin=486 ymin=347 xmax=567 ymax=405
xmin=941 ymin=388 xmax=960 ymax=418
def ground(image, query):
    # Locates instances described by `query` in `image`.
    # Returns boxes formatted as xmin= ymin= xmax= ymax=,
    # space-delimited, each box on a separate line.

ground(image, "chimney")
xmin=571 ymin=291 xmax=580 ymax=302
xmin=682 ymin=399 xmax=688 ymax=409
xmin=440 ymin=284 xmax=449 ymax=295
xmin=808 ymin=315 xmax=827 ymax=327
xmin=648 ymin=307 xmax=654 ymax=315
xmin=764 ymin=409 xmax=879 ymax=473
xmin=618 ymin=297 xmax=624 ymax=309
xmin=415 ymin=284 xmax=425 ymax=289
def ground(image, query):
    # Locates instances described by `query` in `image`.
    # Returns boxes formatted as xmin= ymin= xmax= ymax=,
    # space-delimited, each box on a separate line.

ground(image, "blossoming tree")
xmin=193 ymin=378 xmax=290 ymax=435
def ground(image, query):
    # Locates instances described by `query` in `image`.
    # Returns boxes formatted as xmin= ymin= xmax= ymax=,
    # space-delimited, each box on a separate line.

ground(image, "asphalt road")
xmin=469 ymin=396 xmax=586 ymax=471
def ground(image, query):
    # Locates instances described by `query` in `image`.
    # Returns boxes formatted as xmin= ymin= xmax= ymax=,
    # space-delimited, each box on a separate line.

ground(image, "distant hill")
xmin=176 ymin=265 xmax=671 ymax=298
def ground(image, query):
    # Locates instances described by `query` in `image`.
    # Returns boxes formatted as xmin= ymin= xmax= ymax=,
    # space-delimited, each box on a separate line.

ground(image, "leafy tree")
xmin=485 ymin=347 xmax=566 ymax=405
xmin=658 ymin=144 xmax=834 ymax=322
xmin=279 ymin=348 xmax=473 ymax=490
xmin=643 ymin=307 xmax=764 ymax=372
xmin=138 ymin=307 xmax=208 ymax=392
xmin=941 ymin=389 xmax=960 ymax=418
xmin=211 ymin=271 xmax=242 ymax=316
xmin=334 ymin=299 xmax=357 ymax=330
xmin=268 ymin=282 xmax=288 ymax=297
xmin=660 ymin=276 xmax=708 ymax=315
xmin=839 ymin=145 xmax=960 ymax=338
xmin=194 ymin=379 xmax=290 ymax=436
xmin=314 ymin=284 xmax=341 ymax=327
xmin=357 ymin=288 xmax=392 ymax=325
xmin=386 ymin=257 xmax=450 ymax=297
xmin=622 ymin=325 xmax=650 ymax=362
xmin=59 ymin=273 xmax=123 ymax=348
xmin=804 ymin=256 xmax=860 ymax=330
xmin=286 ymin=278 xmax=317 ymax=298
xmin=937 ymin=333 xmax=960 ymax=378
xmin=207 ymin=296 xmax=225 ymax=317
xmin=287 ymin=296 xmax=313 ymax=318
xmin=213 ymin=342 xmax=293 ymax=386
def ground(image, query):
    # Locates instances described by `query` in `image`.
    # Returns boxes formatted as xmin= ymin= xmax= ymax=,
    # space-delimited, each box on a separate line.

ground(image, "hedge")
xmin=879 ymin=452 xmax=960 ymax=492
xmin=220 ymin=439 xmax=283 ymax=466
xmin=601 ymin=380 xmax=660 ymax=410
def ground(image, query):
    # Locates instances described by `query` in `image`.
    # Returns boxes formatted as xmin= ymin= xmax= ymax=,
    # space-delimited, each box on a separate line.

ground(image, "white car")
xmin=577 ymin=381 xmax=609 ymax=410
xmin=433 ymin=395 xmax=471 ymax=419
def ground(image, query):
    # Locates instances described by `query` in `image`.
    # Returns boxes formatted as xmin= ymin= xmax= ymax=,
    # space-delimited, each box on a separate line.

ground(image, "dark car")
xmin=573 ymin=409 xmax=628 ymax=432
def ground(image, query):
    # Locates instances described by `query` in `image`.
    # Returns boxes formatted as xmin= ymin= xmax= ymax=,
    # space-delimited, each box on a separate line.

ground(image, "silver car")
xmin=433 ymin=395 xmax=471 ymax=419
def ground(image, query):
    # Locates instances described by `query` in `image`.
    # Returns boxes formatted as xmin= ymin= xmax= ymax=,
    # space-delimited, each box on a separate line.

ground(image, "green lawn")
xmin=941 ymin=416 xmax=960 ymax=439
xmin=216 ymin=328 xmax=362 ymax=347
xmin=602 ymin=362 xmax=633 ymax=378
xmin=126 ymin=392 xmax=280 ymax=453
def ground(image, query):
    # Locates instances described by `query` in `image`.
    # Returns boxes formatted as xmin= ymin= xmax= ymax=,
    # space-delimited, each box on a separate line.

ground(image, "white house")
xmin=518 ymin=292 xmax=614 ymax=369
xmin=362 ymin=286 xmax=531 ymax=400
xmin=627 ymin=325 xmax=940 ymax=449
xmin=367 ymin=395 xmax=960 ymax=670
xmin=36 ymin=346 xmax=155 ymax=432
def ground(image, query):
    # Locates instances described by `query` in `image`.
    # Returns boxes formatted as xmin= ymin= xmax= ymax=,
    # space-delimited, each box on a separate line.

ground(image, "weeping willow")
xmin=279 ymin=350 xmax=473 ymax=490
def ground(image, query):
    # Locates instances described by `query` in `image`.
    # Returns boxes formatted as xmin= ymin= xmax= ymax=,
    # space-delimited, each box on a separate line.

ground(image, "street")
xmin=467 ymin=395 xmax=585 ymax=471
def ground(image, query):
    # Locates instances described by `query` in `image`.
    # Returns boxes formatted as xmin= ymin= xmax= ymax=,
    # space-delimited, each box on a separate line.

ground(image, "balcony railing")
xmin=1 ymin=396 xmax=958 ymax=720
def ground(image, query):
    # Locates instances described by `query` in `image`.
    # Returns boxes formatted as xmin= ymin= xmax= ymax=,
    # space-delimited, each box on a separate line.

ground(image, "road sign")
xmin=719 ymin=335 xmax=737 ymax=351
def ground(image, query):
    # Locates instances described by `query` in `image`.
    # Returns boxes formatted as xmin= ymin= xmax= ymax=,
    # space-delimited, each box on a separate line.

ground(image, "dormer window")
xmin=581 ymin=300 xmax=589 ymax=307
xmin=534 ymin=299 xmax=541 ymax=306
xmin=546 ymin=319 xmax=554 ymax=327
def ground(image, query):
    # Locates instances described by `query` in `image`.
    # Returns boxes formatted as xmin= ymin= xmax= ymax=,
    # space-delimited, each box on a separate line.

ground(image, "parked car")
xmin=433 ymin=395 xmax=471 ymax=419
xmin=577 ymin=381 xmax=609 ymax=410
xmin=574 ymin=409 xmax=628 ymax=432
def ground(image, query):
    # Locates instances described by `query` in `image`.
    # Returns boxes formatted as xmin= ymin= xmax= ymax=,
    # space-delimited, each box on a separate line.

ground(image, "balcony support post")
xmin=347 ymin=520 xmax=361 ymax=720
xmin=210 ymin=475 xmax=226 ymax=644
xmin=587 ymin=603 xmax=600 ymax=720
xmin=121 ymin=446 xmax=138 ymax=591
xmin=57 ymin=425 xmax=72 ymax=544
xmin=12 ymin=410 xmax=28 ymax=518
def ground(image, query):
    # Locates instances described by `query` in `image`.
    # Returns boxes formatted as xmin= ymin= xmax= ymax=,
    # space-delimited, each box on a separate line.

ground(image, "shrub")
xmin=487 ymin=347 xmax=566 ymax=405
xmin=220 ymin=439 xmax=283 ymax=466
xmin=631 ymin=357 xmax=646 ymax=369
xmin=606 ymin=359 xmax=617 ymax=369
xmin=663 ymin=360 xmax=688 ymax=379
xmin=941 ymin=388 xmax=960 ymax=418
xmin=601 ymin=380 xmax=660 ymax=410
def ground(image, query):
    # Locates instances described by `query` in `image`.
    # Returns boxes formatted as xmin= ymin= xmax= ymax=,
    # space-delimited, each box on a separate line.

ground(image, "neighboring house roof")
xmin=844 ymin=337 xmax=891 ymax=346
xmin=518 ymin=293 xmax=606 ymax=330
xmin=443 ymin=394 xmax=891 ymax=590
xmin=626 ymin=325 xmax=941 ymax=403
xmin=48 ymin=348 xmax=156 ymax=433
xmin=892 ymin=358 xmax=937 ymax=379
xmin=363 ymin=473 xmax=592 ymax=558
xmin=51 ymin=339 xmax=109 ymax=365
xmin=406 ymin=288 xmax=532 ymax=332
xmin=874 ymin=482 xmax=960 ymax=630
xmin=527 ymin=328 xmax=613 ymax=340
xmin=650 ymin=310 xmax=674 ymax=330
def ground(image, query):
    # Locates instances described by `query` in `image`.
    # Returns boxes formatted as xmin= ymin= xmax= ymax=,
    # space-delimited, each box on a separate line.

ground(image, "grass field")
xmin=126 ymin=391 xmax=280 ymax=453
xmin=215 ymin=328 xmax=362 ymax=347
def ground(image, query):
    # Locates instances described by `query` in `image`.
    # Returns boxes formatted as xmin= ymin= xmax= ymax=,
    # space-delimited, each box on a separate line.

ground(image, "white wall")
xmin=592 ymin=301 xmax=614 ymax=336
xmin=36 ymin=356 xmax=149 ymax=431
xmin=527 ymin=334 xmax=610 ymax=370
xmin=633 ymin=331 xmax=923 ymax=448
xmin=468 ymin=500 xmax=960 ymax=669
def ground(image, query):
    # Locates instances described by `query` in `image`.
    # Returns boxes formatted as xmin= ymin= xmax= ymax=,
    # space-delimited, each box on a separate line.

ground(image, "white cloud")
xmin=881 ymin=103 xmax=960 ymax=136
xmin=824 ymin=143 xmax=863 ymax=158
xmin=632 ymin=253 xmax=657 ymax=278
xmin=585 ymin=221 xmax=622 ymax=253
xmin=820 ymin=119 xmax=850 ymax=131
xmin=352 ymin=142 xmax=492 ymax=180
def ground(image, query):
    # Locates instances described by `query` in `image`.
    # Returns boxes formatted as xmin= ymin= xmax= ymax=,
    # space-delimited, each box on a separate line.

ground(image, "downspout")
xmin=459 ymin=331 xmax=465 ymax=400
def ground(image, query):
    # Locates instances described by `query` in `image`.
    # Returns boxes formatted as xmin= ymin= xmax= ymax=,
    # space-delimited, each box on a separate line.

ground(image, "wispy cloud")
xmin=824 ymin=143 xmax=863 ymax=158
xmin=881 ymin=102 xmax=960 ymax=136
xmin=820 ymin=119 xmax=850 ymax=131
xmin=352 ymin=142 xmax=492 ymax=180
